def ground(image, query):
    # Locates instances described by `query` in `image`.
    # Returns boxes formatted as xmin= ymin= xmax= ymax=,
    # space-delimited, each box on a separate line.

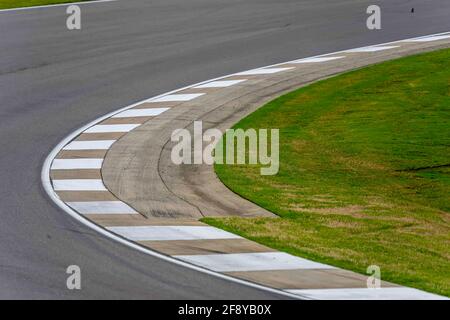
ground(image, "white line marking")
xmin=53 ymin=179 xmax=107 ymax=191
xmin=0 ymin=0 xmax=117 ymax=13
xmin=112 ymin=108 xmax=170 ymax=118
xmin=285 ymin=288 xmax=449 ymax=300
xmin=345 ymin=46 xmax=399 ymax=53
xmin=148 ymin=93 xmax=205 ymax=103
xmin=193 ymin=80 xmax=247 ymax=88
xmin=107 ymin=226 xmax=242 ymax=241
xmin=291 ymin=56 xmax=345 ymax=63
xmin=63 ymin=140 xmax=115 ymax=150
xmin=174 ymin=252 xmax=335 ymax=272
xmin=51 ymin=159 xmax=103 ymax=170
xmin=84 ymin=124 xmax=140 ymax=133
xmin=66 ymin=201 xmax=138 ymax=214
xmin=402 ymin=35 xmax=450 ymax=42
xmin=235 ymin=67 xmax=294 ymax=76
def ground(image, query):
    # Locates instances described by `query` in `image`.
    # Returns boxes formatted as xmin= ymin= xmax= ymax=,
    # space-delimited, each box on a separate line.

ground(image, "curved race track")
xmin=1 ymin=0 xmax=450 ymax=299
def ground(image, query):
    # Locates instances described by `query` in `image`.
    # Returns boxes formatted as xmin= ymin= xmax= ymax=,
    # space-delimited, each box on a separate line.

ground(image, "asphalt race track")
xmin=1 ymin=0 xmax=450 ymax=299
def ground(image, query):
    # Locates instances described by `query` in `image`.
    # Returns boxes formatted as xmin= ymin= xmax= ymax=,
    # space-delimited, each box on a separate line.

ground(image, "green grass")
xmin=204 ymin=48 xmax=450 ymax=297
xmin=0 ymin=0 xmax=90 ymax=9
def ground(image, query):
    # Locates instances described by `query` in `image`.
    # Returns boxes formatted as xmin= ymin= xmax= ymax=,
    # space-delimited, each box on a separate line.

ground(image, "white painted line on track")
xmin=194 ymin=80 xmax=247 ymax=88
xmin=174 ymin=252 xmax=335 ymax=272
xmin=236 ymin=67 xmax=294 ymax=76
xmin=66 ymin=201 xmax=138 ymax=214
xmin=112 ymin=108 xmax=170 ymax=118
xmin=403 ymin=34 xmax=450 ymax=42
xmin=285 ymin=288 xmax=449 ymax=300
xmin=51 ymin=158 xmax=103 ymax=170
xmin=107 ymin=226 xmax=242 ymax=241
xmin=292 ymin=56 xmax=345 ymax=63
xmin=345 ymin=46 xmax=399 ymax=53
xmin=0 ymin=0 xmax=117 ymax=13
xmin=63 ymin=140 xmax=116 ymax=150
xmin=53 ymin=179 xmax=107 ymax=191
xmin=149 ymin=93 xmax=205 ymax=103
xmin=84 ymin=124 xmax=140 ymax=133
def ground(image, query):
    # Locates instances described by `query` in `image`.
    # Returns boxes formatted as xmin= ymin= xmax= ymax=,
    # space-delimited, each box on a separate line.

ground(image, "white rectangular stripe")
xmin=285 ymin=288 xmax=448 ymax=300
xmin=51 ymin=159 xmax=103 ymax=170
xmin=149 ymin=93 xmax=205 ymax=102
xmin=404 ymin=35 xmax=450 ymax=42
xmin=174 ymin=252 xmax=334 ymax=272
xmin=84 ymin=124 xmax=140 ymax=133
xmin=194 ymin=79 xmax=247 ymax=88
xmin=345 ymin=46 xmax=398 ymax=53
xmin=292 ymin=56 xmax=345 ymax=63
xmin=107 ymin=226 xmax=241 ymax=241
xmin=112 ymin=108 xmax=170 ymax=118
xmin=235 ymin=67 xmax=294 ymax=76
xmin=66 ymin=201 xmax=138 ymax=214
xmin=53 ymin=179 xmax=106 ymax=191
xmin=63 ymin=140 xmax=115 ymax=150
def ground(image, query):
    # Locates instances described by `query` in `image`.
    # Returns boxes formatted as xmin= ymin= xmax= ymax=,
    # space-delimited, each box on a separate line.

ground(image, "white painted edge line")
xmin=291 ymin=56 xmax=345 ymax=64
xmin=0 ymin=0 xmax=117 ymax=13
xmin=291 ymin=31 xmax=450 ymax=61
xmin=63 ymin=140 xmax=116 ymax=150
xmin=285 ymin=288 xmax=449 ymax=300
xmin=107 ymin=226 xmax=242 ymax=241
xmin=42 ymin=30 xmax=450 ymax=301
xmin=235 ymin=67 xmax=294 ymax=76
xmin=51 ymin=158 xmax=103 ymax=170
xmin=401 ymin=34 xmax=450 ymax=43
xmin=174 ymin=252 xmax=335 ymax=272
xmin=53 ymin=179 xmax=107 ymax=191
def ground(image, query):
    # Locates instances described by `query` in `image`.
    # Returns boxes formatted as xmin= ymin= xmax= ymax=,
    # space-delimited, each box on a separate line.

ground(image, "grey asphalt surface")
xmin=1 ymin=0 xmax=450 ymax=299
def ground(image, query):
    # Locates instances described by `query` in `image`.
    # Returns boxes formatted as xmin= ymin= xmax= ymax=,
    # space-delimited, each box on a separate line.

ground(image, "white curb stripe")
xmin=53 ymin=179 xmax=107 ymax=191
xmin=404 ymin=35 xmax=450 ymax=42
xmin=292 ymin=56 xmax=345 ymax=63
xmin=285 ymin=288 xmax=449 ymax=300
xmin=235 ymin=67 xmax=294 ymax=76
xmin=194 ymin=80 xmax=247 ymax=88
xmin=174 ymin=252 xmax=335 ymax=272
xmin=51 ymin=159 xmax=103 ymax=170
xmin=84 ymin=124 xmax=140 ymax=133
xmin=107 ymin=226 xmax=242 ymax=241
xmin=63 ymin=140 xmax=116 ymax=150
xmin=149 ymin=93 xmax=205 ymax=102
xmin=66 ymin=201 xmax=138 ymax=214
xmin=345 ymin=46 xmax=399 ymax=53
xmin=112 ymin=108 xmax=170 ymax=118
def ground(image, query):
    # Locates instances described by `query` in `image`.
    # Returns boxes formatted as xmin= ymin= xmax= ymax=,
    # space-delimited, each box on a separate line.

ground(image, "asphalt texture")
xmin=1 ymin=0 xmax=450 ymax=299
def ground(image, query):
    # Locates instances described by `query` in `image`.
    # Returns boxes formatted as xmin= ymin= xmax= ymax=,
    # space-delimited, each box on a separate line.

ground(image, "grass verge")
xmin=203 ymin=48 xmax=450 ymax=297
xmin=0 ymin=0 xmax=90 ymax=9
